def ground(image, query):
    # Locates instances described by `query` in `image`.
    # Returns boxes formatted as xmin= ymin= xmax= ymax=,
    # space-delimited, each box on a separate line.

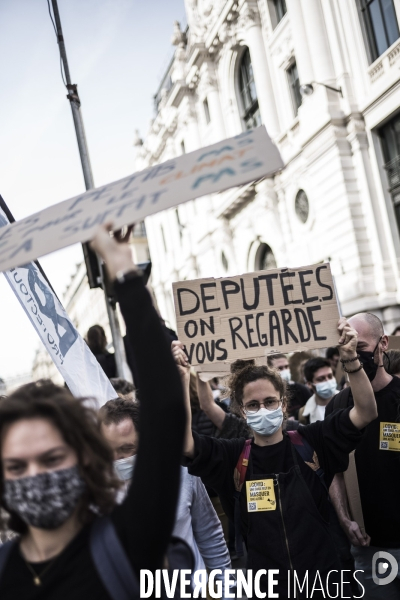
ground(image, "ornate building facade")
xmin=136 ymin=0 xmax=400 ymax=332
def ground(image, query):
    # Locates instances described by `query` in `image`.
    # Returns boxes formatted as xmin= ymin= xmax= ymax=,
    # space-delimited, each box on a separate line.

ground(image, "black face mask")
xmin=358 ymin=337 xmax=382 ymax=382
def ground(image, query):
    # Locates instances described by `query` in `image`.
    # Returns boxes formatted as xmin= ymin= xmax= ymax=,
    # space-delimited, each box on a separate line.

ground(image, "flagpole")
xmin=49 ymin=0 xmax=130 ymax=380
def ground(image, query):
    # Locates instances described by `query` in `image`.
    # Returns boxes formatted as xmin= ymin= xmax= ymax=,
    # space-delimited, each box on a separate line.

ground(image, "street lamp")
xmin=300 ymin=82 xmax=343 ymax=97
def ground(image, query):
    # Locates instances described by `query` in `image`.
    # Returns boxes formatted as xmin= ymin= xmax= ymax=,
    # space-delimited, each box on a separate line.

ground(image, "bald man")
xmin=327 ymin=312 xmax=400 ymax=598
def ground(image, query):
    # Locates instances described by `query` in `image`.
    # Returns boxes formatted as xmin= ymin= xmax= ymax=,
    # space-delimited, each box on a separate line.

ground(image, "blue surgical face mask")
xmin=245 ymin=406 xmax=283 ymax=437
xmin=280 ymin=368 xmax=291 ymax=383
xmin=114 ymin=455 xmax=136 ymax=481
xmin=315 ymin=379 xmax=337 ymax=400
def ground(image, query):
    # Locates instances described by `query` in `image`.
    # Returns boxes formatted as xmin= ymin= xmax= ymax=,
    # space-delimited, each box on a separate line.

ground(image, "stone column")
xmin=285 ymin=0 xmax=314 ymax=84
xmin=239 ymin=2 xmax=279 ymax=137
xmin=301 ymin=0 xmax=336 ymax=82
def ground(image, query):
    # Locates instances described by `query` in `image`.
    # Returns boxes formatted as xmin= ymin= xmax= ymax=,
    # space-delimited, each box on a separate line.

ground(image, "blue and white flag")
xmin=0 ymin=204 xmax=116 ymax=406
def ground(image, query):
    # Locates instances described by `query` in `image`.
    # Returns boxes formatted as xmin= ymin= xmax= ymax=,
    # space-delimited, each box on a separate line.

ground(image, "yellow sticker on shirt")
xmin=246 ymin=479 xmax=276 ymax=512
xmin=379 ymin=422 xmax=400 ymax=452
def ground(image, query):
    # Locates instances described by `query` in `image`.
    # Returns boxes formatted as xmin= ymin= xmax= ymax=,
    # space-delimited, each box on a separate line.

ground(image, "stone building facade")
xmin=135 ymin=0 xmax=400 ymax=333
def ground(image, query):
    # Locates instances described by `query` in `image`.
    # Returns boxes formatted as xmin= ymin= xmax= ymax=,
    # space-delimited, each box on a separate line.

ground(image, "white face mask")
xmin=245 ymin=406 xmax=284 ymax=437
xmin=280 ymin=368 xmax=291 ymax=383
xmin=315 ymin=379 xmax=337 ymax=400
xmin=114 ymin=455 xmax=137 ymax=481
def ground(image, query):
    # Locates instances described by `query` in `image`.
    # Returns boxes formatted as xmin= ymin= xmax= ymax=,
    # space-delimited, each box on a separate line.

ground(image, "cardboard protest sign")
xmin=0 ymin=126 xmax=283 ymax=274
xmin=173 ymin=264 xmax=340 ymax=366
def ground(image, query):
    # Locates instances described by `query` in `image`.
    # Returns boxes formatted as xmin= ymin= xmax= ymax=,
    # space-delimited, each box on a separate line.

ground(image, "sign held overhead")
xmin=0 ymin=126 xmax=283 ymax=273
xmin=173 ymin=264 xmax=340 ymax=366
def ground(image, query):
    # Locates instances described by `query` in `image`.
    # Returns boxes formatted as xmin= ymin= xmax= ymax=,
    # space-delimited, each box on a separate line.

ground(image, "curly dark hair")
xmin=0 ymin=380 xmax=121 ymax=535
xmin=226 ymin=361 xmax=287 ymax=417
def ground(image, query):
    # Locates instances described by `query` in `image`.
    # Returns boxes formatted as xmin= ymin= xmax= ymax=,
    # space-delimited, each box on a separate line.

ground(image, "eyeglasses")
xmin=243 ymin=399 xmax=282 ymax=414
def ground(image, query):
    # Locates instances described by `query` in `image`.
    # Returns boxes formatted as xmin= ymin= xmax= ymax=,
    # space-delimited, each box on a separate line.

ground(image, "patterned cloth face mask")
xmin=4 ymin=465 xmax=85 ymax=530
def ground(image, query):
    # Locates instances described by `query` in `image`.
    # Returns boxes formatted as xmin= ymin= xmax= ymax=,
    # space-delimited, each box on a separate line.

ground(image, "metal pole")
xmin=50 ymin=0 xmax=131 ymax=380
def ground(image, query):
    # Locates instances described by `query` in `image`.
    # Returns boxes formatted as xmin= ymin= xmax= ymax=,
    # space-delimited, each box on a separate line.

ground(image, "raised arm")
xmin=337 ymin=317 xmax=377 ymax=429
xmin=91 ymin=225 xmax=186 ymax=574
xmin=171 ymin=340 xmax=195 ymax=457
xmin=196 ymin=376 xmax=226 ymax=431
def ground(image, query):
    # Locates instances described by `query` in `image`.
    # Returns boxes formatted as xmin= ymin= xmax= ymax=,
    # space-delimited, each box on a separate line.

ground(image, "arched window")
xmin=255 ymin=243 xmax=277 ymax=271
xmin=238 ymin=48 xmax=262 ymax=130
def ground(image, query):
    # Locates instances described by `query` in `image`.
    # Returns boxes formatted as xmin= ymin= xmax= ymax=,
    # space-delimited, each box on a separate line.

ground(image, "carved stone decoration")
xmin=182 ymin=97 xmax=198 ymax=125
xmin=133 ymin=129 xmax=143 ymax=147
xmin=185 ymin=0 xmax=207 ymax=43
xmin=238 ymin=4 xmax=261 ymax=31
xmin=171 ymin=21 xmax=187 ymax=47
xmin=198 ymin=66 xmax=218 ymax=97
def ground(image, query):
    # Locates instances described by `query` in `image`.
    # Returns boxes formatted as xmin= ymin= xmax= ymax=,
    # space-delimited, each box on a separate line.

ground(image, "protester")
xmin=190 ymin=373 xmax=228 ymax=438
xmin=109 ymin=377 xmax=136 ymax=401
xmin=177 ymin=318 xmax=377 ymax=598
xmin=327 ymin=312 xmax=400 ymax=598
xmin=326 ymin=347 xmax=340 ymax=375
xmin=385 ymin=349 xmax=400 ymax=377
xmin=288 ymin=351 xmax=314 ymax=386
xmin=184 ymin=367 xmax=251 ymax=441
xmin=86 ymin=324 xmax=117 ymax=379
xmin=0 ymin=224 xmax=187 ymax=599
xmin=298 ymin=357 xmax=338 ymax=424
xmin=267 ymin=353 xmax=311 ymax=419
xmin=100 ymin=397 xmax=235 ymax=597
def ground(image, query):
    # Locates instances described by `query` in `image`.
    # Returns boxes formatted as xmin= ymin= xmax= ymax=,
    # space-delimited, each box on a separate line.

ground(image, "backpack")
xmin=0 ymin=516 xmax=194 ymax=600
xmin=232 ymin=431 xmax=328 ymax=556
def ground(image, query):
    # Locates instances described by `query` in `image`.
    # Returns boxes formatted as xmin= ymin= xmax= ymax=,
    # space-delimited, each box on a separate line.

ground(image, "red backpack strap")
xmin=233 ymin=439 xmax=252 ymax=492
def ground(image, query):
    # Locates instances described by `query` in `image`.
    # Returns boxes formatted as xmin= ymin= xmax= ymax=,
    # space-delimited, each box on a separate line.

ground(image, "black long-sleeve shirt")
xmin=0 ymin=275 xmax=186 ymax=599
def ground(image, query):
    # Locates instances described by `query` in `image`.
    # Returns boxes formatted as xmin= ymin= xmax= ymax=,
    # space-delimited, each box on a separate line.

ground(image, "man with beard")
xmin=327 ymin=312 xmax=400 ymax=598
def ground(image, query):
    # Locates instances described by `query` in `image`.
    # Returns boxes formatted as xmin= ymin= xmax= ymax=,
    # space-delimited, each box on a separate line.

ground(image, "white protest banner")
xmin=173 ymin=264 xmax=340 ymax=366
xmin=0 ymin=126 xmax=282 ymax=273
xmin=0 ymin=202 xmax=116 ymax=405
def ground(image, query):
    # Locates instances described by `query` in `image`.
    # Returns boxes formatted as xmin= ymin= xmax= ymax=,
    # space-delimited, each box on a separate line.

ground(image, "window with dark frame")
xmin=203 ymin=98 xmax=211 ymax=124
xmin=295 ymin=190 xmax=310 ymax=224
xmin=238 ymin=48 xmax=262 ymax=130
xmin=359 ymin=0 xmax=399 ymax=62
xmin=379 ymin=113 xmax=400 ymax=234
xmin=256 ymin=243 xmax=277 ymax=271
xmin=272 ymin=0 xmax=287 ymax=26
xmin=287 ymin=61 xmax=302 ymax=116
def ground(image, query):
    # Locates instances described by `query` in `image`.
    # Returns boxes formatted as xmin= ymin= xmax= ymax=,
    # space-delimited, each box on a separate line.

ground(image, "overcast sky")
xmin=0 ymin=0 xmax=185 ymax=381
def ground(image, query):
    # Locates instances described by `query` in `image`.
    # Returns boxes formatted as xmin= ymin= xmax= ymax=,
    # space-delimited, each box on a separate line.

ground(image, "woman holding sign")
xmin=0 ymin=225 xmax=187 ymax=600
xmin=177 ymin=321 xmax=377 ymax=598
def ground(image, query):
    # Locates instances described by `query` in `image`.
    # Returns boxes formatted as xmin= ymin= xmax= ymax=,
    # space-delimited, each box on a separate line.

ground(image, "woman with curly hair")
xmin=0 ymin=224 xmax=186 ymax=599
xmin=177 ymin=320 xmax=377 ymax=598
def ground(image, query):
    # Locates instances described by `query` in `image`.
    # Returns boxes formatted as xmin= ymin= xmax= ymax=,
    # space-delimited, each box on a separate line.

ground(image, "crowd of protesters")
xmin=0 ymin=224 xmax=399 ymax=599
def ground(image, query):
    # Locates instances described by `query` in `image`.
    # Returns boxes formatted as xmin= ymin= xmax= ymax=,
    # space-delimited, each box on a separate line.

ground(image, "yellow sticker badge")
xmin=379 ymin=422 xmax=400 ymax=452
xmin=246 ymin=479 xmax=276 ymax=512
